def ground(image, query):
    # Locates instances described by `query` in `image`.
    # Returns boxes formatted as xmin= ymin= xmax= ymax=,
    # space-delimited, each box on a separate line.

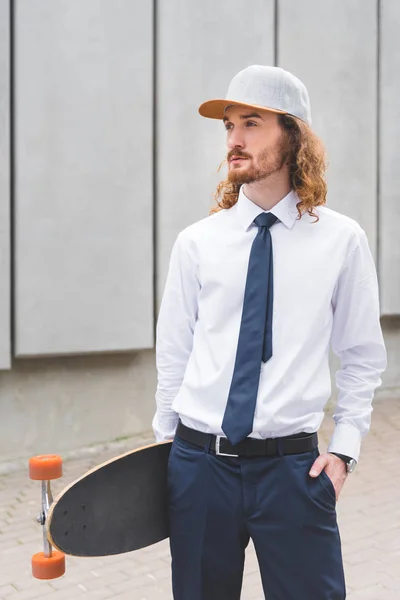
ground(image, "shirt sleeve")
xmin=152 ymin=231 xmax=200 ymax=442
xmin=328 ymin=228 xmax=387 ymax=462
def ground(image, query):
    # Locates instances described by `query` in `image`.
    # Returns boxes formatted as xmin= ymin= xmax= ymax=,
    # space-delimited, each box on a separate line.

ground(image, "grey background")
xmin=380 ymin=0 xmax=400 ymax=314
xmin=0 ymin=0 xmax=399 ymax=462
xmin=279 ymin=0 xmax=378 ymax=258
xmin=14 ymin=0 xmax=154 ymax=356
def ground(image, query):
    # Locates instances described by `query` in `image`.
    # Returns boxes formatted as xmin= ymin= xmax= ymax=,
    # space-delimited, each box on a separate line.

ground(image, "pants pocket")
xmin=319 ymin=469 xmax=337 ymax=504
xmin=306 ymin=449 xmax=337 ymax=511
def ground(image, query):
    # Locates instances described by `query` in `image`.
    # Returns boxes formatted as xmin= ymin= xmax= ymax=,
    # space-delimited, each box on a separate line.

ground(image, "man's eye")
xmin=245 ymin=121 xmax=256 ymax=127
xmin=224 ymin=123 xmax=233 ymax=130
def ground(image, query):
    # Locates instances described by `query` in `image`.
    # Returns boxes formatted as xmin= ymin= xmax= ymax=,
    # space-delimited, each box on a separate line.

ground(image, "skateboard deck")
xmin=46 ymin=441 xmax=172 ymax=557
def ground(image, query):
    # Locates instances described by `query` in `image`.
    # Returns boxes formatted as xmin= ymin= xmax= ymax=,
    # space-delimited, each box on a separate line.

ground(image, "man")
xmin=153 ymin=65 xmax=387 ymax=600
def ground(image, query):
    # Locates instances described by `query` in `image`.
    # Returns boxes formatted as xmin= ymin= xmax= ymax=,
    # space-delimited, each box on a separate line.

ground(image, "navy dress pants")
xmin=168 ymin=436 xmax=346 ymax=600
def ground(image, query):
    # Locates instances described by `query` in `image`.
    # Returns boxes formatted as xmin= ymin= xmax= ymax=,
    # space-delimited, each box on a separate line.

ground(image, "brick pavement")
xmin=0 ymin=396 xmax=399 ymax=599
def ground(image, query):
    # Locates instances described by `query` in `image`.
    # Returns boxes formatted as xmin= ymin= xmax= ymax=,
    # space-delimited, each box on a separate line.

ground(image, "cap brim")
xmin=198 ymin=99 xmax=287 ymax=120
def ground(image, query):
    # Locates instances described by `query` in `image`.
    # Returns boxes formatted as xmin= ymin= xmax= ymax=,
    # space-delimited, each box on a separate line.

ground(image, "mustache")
xmin=227 ymin=149 xmax=252 ymax=161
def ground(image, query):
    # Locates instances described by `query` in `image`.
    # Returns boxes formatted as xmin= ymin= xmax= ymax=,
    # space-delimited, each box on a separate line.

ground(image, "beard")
xmin=227 ymin=139 xmax=289 ymax=185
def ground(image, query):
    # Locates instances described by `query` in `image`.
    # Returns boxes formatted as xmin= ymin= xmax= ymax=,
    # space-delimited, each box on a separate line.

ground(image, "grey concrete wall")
xmin=156 ymin=0 xmax=275 ymax=308
xmin=14 ymin=0 xmax=154 ymax=356
xmin=379 ymin=318 xmax=400 ymax=391
xmin=0 ymin=0 xmax=11 ymax=369
xmin=380 ymin=1 xmax=400 ymax=314
xmin=278 ymin=0 xmax=378 ymax=258
xmin=0 ymin=351 xmax=157 ymax=463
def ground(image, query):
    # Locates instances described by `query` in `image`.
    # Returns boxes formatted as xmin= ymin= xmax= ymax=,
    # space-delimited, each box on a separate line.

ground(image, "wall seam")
xmin=9 ymin=0 xmax=15 ymax=361
xmin=376 ymin=0 xmax=382 ymax=298
xmin=152 ymin=0 xmax=158 ymax=345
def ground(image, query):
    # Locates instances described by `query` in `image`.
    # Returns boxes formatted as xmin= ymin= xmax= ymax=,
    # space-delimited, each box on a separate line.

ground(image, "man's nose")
xmin=227 ymin=130 xmax=245 ymax=151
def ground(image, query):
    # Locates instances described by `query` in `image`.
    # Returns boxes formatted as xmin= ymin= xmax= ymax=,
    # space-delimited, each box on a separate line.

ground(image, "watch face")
xmin=347 ymin=459 xmax=357 ymax=473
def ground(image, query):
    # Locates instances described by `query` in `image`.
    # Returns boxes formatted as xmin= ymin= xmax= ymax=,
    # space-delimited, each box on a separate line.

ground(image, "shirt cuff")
xmin=327 ymin=422 xmax=362 ymax=462
xmin=152 ymin=411 xmax=179 ymax=443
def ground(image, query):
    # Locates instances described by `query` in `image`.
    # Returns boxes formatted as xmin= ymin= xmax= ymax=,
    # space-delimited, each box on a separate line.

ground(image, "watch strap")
xmin=330 ymin=452 xmax=352 ymax=464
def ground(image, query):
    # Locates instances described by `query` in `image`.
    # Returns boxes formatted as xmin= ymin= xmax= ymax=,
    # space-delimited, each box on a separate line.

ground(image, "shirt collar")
xmin=236 ymin=186 xmax=299 ymax=231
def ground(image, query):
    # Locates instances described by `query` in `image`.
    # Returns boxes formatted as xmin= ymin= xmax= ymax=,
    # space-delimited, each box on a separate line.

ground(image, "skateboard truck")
xmin=29 ymin=455 xmax=66 ymax=579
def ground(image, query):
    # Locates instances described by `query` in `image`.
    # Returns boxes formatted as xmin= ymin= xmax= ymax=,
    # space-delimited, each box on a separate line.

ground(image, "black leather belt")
xmin=176 ymin=421 xmax=318 ymax=458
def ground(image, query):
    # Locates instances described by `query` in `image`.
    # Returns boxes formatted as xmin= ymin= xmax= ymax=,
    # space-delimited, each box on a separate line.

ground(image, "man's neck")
xmin=243 ymin=173 xmax=291 ymax=212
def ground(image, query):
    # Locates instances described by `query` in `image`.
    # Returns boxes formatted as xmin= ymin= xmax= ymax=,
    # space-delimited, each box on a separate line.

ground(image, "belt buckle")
xmin=215 ymin=435 xmax=239 ymax=457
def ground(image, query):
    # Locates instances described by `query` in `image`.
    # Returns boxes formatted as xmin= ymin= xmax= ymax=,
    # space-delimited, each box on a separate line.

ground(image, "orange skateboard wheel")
xmin=32 ymin=551 xmax=65 ymax=579
xmin=29 ymin=455 xmax=63 ymax=480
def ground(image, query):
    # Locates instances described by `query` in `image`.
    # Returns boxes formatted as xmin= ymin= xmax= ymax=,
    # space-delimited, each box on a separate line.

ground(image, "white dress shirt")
xmin=153 ymin=187 xmax=387 ymax=461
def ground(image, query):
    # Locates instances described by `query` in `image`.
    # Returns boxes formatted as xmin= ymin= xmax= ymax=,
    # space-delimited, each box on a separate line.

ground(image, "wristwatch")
xmin=330 ymin=452 xmax=357 ymax=474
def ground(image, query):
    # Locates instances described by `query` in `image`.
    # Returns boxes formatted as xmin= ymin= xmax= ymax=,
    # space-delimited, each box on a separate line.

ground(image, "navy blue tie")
xmin=221 ymin=212 xmax=278 ymax=445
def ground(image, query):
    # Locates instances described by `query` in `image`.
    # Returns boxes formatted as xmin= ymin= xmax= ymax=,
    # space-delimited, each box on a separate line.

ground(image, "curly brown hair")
xmin=209 ymin=114 xmax=327 ymax=222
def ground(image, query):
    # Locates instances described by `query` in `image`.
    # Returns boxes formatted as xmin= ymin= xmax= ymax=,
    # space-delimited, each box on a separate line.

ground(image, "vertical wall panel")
xmin=156 ymin=0 xmax=275 ymax=309
xmin=380 ymin=1 xmax=400 ymax=314
xmin=0 ymin=0 xmax=11 ymax=368
xmin=14 ymin=1 xmax=153 ymax=356
xmin=279 ymin=0 xmax=378 ymax=258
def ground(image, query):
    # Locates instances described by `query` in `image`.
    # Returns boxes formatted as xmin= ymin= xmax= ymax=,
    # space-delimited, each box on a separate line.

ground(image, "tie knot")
xmin=254 ymin=212 xmax=278 ymax=229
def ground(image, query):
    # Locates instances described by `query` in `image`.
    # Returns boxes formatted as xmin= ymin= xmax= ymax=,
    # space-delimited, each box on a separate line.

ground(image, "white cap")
xmin=199 ymin=65 xmax=312 ymax=126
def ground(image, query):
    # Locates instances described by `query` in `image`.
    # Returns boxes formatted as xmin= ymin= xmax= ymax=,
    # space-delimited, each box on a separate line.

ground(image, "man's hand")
xmin=309 ymin=452 xmax=348 ymax=501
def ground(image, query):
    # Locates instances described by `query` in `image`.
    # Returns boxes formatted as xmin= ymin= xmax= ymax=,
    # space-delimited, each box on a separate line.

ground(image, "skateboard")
xmin=29 ymin=441 xmax=172 ymax=579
